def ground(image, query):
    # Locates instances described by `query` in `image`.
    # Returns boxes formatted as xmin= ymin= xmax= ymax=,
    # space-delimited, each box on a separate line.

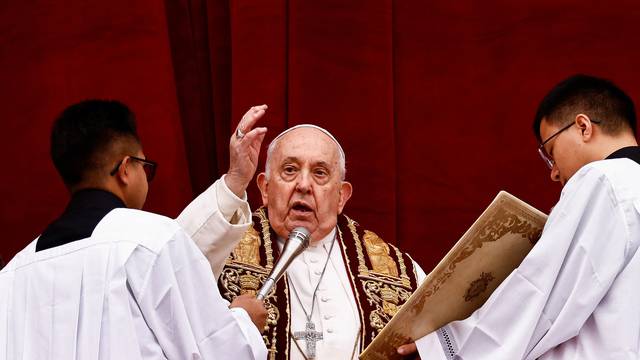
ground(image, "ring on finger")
xmin=236 ymin=127 xmax=245 ymax=140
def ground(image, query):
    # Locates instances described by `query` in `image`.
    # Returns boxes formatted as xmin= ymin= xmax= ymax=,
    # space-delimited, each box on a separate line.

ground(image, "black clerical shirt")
xmin=606 ymin=145 xmax=640 ymax=165
xmin=36 ymin=189 xmax=126 ymax=252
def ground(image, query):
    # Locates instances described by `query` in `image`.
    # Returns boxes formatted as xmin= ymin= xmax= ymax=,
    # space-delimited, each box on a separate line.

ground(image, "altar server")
xmin=0 ymin=100 xmax=270 ymax=360
xmin=403 ymin=75 xmax=640 ymax=359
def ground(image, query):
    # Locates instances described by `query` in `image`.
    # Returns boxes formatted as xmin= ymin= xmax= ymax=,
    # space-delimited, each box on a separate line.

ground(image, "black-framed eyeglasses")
xmin=537 ymin=119 xmax=601 ymax=169
xmin=110 ymin=155 xmax=158 ymax=182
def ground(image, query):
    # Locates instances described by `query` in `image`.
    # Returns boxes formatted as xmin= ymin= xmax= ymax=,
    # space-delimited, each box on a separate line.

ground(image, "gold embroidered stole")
xmin=218 ymin=208 xmax=419 ymax=359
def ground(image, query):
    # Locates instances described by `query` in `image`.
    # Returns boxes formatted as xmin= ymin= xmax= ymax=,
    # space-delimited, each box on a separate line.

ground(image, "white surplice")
xmin=280 ymin=229 xmax=427 ymax=360
xmin=0 ymin=178 xmax=267 ymax=360
xmin=417 ymin=158 xmax=640 ymax=360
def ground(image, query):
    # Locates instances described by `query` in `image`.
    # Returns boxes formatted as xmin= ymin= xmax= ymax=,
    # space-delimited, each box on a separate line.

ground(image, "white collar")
xmin=277 ymin=228 xmax=337 ymax=249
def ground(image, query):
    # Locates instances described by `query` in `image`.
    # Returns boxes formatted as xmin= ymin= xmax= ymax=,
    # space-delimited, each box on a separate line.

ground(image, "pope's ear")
xmin=337 ymin=181 xmax=353 ymax=214
xmin=256 ymin=172 xmax=269 ymax=206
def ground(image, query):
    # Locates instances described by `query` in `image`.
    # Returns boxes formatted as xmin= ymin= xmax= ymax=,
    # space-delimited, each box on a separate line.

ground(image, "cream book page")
xmin=360 ymin=191 xmax=547 ymax=360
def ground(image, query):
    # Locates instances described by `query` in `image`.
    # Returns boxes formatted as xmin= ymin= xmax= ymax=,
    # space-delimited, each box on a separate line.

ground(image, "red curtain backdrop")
xmin=2 ymin=0 xmax=640 ymax=272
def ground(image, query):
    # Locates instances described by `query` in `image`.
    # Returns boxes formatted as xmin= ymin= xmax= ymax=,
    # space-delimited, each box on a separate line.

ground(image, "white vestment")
xmin=417 ymin=158 xmax=640 ymax=359
xmin=280 ymin=230 xmax=426 ymax=360
xmin=0 ymin=178 xmax=267 ymax=360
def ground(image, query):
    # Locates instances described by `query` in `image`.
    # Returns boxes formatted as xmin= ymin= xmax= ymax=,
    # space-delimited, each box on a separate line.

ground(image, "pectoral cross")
xmin=293 ymin=321 xmax=323 ymax=358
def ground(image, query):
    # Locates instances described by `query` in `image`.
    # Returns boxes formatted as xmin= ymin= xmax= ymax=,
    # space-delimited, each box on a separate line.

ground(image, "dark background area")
xmin=2 ymin=0 xmax=639 ymax=271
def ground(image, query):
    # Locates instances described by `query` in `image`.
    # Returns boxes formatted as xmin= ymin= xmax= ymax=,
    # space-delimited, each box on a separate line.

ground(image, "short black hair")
xmin=51 ymin=99 xmax=140 ymax=187
xmin=533 ymin=74 xmax=637 ymax=142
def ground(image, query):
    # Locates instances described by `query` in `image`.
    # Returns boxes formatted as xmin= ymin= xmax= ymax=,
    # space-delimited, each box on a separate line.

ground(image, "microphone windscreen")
xmin=256 ymin=227 xmax=310 ymax=300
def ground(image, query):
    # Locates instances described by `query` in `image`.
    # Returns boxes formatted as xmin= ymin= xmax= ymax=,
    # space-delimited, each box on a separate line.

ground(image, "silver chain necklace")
xmin=288 ymin=229 xmax=360 ymax=360
xmin=288 ymin=230 xmax=336 ymax=359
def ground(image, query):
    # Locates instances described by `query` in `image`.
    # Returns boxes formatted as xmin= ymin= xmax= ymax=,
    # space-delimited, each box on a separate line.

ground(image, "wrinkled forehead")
xmin=272 ymin=127 xmax=341 ymax=164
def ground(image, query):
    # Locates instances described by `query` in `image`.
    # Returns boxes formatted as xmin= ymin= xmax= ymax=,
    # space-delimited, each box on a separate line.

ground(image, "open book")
xmin=359 ymin=191 xmax=547 ymax=360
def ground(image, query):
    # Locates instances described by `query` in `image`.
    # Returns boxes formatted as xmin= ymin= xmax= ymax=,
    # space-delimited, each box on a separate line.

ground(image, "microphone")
xmin=256 ymin=227 xmax=310 ymax=300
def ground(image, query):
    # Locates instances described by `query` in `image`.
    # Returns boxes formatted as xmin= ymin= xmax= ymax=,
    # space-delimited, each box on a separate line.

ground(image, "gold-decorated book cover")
xmin=359 ymin=191 xmax=547 ymax=360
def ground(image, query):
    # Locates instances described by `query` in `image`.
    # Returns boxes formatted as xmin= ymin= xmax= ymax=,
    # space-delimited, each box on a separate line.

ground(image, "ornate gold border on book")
xmin=422 ymin=201 xmax=543 ymax=298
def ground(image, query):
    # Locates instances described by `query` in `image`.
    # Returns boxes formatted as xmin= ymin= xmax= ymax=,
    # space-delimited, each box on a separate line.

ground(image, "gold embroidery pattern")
xmin=346 ymin=215 xmax=369 ymax=275
xmin=256 ymin=208 xmax=274 ymax=269
xmin=224 ymin=224 xmax=264 ymax=296
xmin=338 ymin=223 xmax=367 ymax=352
xmin=256 ymin=209 xmax=282 ymax=358
xmin=219 ymin=265 xmax=281 ymax=350
xmin=220 ymin=209 xmax=282 ymax=358
xmin=283 ymin=273 xmax=290 ymax=360
xmin=424 ymin=207 xmax=543 ymax=297
xmin=364 ymin=280 xmax=412 ymax=339
xmin=350 ymin=221 xmax=416 ymax=343
xmin=265 ymin=297 xmax=281 ymax=355
xmin=232 ymin=225 xmax=262 ymax=266
xmin=363 ymin=230 xmax=399 ymax=277
xmin=220 ymin=266 xmax=257 ymax=297
xmin=390 ymin=244 xmax=411 ymax=288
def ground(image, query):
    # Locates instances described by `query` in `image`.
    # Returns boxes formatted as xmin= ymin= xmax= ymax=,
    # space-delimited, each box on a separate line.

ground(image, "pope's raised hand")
xmin=225 ymin=105 xmax=268 ymax=198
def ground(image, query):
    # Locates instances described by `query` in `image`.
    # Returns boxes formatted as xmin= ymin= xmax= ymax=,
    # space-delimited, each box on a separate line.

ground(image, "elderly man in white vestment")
xmin=398 ymin=75 xmax=640 ymax=359
xmin=215 ymin=124 xmax=428 ymax=360
xmin=0 ymin=100 xmax=271 ymax=360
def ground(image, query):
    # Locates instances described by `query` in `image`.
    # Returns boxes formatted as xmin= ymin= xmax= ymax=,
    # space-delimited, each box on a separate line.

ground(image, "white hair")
xmin=264 ymin=124 xmax=346 ymax=180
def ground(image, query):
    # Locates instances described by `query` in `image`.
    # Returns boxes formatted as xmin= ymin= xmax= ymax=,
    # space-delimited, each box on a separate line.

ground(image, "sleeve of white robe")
xmin=417 ymin=164 xmax=634 ymax=360
xmin=128 ymin=227 xmax=267 ymax=360
xmin=411 ymin=259 xmax=427 ymax=284
xmin=176 ymin=175 xmax=252 ymax=280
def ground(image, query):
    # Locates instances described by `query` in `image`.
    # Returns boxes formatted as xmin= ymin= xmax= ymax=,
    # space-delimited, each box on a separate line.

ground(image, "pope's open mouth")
xmin=290 ymin=202 xmax=313 ymax=215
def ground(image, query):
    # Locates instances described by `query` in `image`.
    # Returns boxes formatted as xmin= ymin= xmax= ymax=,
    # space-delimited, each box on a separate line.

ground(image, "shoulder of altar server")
xmin=94 ymin=208 xmax=181 ymax=254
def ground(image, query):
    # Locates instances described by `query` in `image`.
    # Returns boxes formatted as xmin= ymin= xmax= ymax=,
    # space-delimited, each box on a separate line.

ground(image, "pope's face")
xmin=257 ymin=128 xmax=352 ymax=242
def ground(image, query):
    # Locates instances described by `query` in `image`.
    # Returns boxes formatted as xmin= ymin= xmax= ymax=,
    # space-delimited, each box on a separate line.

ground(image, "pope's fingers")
xmin=238 ymin=127 xmax=267 ymax=146
xmin=231 ymin=127 xmax=266 ymax=150
xmin=237 ymin=104 xmax=268 ymax=133
xmin=250 ymin=104 xmax=268 ymax=112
